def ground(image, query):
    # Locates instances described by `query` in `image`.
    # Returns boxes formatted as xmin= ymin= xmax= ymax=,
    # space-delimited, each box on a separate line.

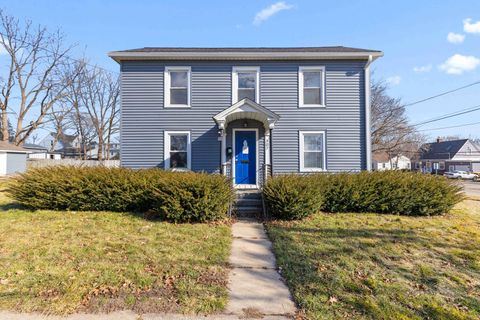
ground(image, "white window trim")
xmin=164 ymin=131 xmax=191 ymax=170
xmin=232 ymin=66 xmax=260 ymax=104
xmin=164 ymin=66 xmax=191 ymax=108
xmin=298 ymin=66 xmax=326 ymax=108
xmin=299 ymin=130 xmax=327 ymax=172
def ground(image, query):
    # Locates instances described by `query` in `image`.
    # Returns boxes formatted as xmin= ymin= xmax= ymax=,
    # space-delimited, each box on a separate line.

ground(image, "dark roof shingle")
xmin=116 ymin=46 xmax=381 ymax=53
xmin=419 ymin=139 xmax=468 ymax=160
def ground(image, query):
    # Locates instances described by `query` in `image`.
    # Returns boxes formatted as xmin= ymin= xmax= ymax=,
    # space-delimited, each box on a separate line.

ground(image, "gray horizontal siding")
xmin=120 ymin=60 xmax=366 ymax=172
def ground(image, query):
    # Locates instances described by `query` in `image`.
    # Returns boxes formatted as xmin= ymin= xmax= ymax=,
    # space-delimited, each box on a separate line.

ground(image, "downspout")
xmin=364 ymin=55 xmax=373 ymax=171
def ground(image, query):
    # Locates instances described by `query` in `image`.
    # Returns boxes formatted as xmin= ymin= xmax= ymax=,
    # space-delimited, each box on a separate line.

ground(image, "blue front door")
xmin=235 ymin=131 xmax=256 ymax=185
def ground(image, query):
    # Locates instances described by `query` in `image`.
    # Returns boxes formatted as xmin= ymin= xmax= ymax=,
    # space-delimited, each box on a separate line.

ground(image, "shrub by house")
xmin=264 ymin=171 xmax=463 ymax=220
xmin=8 ymin=166 xmax=234 ymax=223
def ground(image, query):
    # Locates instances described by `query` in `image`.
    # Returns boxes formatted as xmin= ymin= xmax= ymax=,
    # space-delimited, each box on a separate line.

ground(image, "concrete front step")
xmin=234 ymin=190 xmax=263 ymax=218
xmin=235 ymin=193 xmax=262 ymax=200
xmin=235 ymin=198 xmax=262 ymax=206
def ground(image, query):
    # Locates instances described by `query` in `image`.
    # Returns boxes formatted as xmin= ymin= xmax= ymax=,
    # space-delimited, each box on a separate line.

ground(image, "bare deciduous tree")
xmin=371 ymin=80 xmax=425 ymax=159
xmin=79 ymin=67 xmax=119 ymax=160
xmin=0 ymin=10 xmax=80 ymax=145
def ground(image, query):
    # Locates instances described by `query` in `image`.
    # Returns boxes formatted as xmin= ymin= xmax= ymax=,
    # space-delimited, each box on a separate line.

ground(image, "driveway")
xmin=459 ymin=180 xmax=480 ymax=198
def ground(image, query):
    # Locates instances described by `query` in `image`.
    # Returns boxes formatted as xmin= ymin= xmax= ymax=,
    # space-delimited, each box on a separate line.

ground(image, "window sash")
xmin=299 ymin=67 xmax=325 ymax=107
xmin=164 ymin=131 xmax=191 ymax=170
xmin=299 ymin=131 xmax=326 ymax=171
xmin=165 ymin=67 xmax=191 ymax=107
xmin=232 ymin=67 xmax=259 ymax=103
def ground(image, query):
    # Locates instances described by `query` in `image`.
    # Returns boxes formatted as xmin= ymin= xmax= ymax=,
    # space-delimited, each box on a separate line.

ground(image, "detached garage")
xmin=0 ymin=141 xmax=30 ymax=176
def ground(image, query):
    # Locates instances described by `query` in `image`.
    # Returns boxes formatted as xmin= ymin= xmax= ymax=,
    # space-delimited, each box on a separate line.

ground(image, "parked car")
xmin=444 ymin=170 xmax=478 ymax=180
xmin=473 ymin=172 xmax=480 ymax=182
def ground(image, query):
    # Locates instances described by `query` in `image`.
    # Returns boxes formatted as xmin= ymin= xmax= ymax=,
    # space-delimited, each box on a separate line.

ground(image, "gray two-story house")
xmin=109 ymin=47 xmax=382 ymax=188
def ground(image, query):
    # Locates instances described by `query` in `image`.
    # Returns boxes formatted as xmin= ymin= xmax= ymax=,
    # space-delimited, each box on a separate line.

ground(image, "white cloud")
xmin=386 ymin=75 xmax=401 ymax=85
xmin=463 ymin=18 xmax=480 ymax=34
xmin=439 ymin=54 xmax=480 ymax=74
xmin=253 ymin=2 xmax=294 ymax=25
xmin=447 ymin=32 xmax=465 ymax=44
xmin=413 ymin=64 xmax=432 ymax=73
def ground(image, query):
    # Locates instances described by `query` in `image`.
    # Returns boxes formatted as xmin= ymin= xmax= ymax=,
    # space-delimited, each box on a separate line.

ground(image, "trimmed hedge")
xmin=263 ymin=174 xmax=325 ymax=220
xmin=8 ymin=166 xmax=234 ymax=223
xmin=264 ymin=171 xmax=464 ymax=220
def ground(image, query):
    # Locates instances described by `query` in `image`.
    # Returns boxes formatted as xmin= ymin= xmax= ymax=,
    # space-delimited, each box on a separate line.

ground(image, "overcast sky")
xmin=2 ymin=0 xmax=480 ymax=141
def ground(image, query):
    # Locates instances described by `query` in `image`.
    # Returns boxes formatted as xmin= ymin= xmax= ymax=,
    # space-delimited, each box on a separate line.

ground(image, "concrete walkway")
xmin=225 ymin=220 xmax=296 ymax=318
xmin=0 ymin=220 xmax=296 ymax=320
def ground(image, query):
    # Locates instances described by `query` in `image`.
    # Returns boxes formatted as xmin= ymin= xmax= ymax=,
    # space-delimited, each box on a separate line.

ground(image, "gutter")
xmin=364 ymin=55 xmax=373 ymax=171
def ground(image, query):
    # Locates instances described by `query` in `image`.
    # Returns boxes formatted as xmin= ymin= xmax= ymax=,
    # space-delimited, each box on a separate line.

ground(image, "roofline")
xmin=108 ymin=50 xmax=383 ymax=63
xmin=0 ymin=149 xmax=30 ymax=153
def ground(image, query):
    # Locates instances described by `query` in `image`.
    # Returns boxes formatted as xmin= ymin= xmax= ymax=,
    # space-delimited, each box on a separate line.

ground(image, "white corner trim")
xmin=164 ymin=66 xmax=191 ymax=108
xmin=232 ymin=66 xmax=260 ymax=104
xmin=164 ymin=130 xmax=192 ymax=170
xmin=298 ymin=66 xmax=326 ymax=108
xmin=299 ymin=130 xmax=327 ymax=172
xmin=364 ymin=55 xmax=372 ymax=171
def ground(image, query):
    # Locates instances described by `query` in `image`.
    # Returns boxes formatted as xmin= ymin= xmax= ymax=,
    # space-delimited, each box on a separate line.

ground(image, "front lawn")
xmin=267 ymin=200 xmax=480 ymax=320
xmin=0 ymin=183 xmax=231 ymax=315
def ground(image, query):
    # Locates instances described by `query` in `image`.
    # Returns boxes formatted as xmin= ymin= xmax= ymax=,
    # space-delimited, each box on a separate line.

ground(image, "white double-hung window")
xmin=164 ymin=131 xmax=191 ymax=170
xmin=299 ymin=66 xmax=325 ymax=108
xmin=299 ymin=131 xmax=326 ymax=172
xmin=165 ymin=66 xmax=191 ymax=107
xmin=232 ymin=67 xmax=260 ymax=103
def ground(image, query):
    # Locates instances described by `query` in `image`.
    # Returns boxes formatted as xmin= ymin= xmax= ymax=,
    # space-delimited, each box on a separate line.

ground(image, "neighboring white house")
xmin=23 ymin=143 xmax=62 ymax=160
xmin=0 ymin=141 xmax=30 ymax=176
xmin=372 ymin=152 xmax=411 ymax=171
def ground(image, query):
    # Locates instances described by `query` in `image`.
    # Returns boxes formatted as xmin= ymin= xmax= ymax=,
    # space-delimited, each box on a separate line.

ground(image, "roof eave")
xmin=108 ymin=51 xmax=384 ymax=63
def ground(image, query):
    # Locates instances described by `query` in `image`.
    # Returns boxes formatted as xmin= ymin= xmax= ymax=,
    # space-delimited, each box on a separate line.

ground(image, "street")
xmin=459 ymin=180 xmax=480 ymax=198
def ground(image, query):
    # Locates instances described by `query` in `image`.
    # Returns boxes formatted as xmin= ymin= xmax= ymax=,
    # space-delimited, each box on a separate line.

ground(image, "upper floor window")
xmin=299 ymin=66 xmax=325 ymax=108
xmin=232 ymin=67 xmax=260 ymax=103
xmin=164 ymin=131 xmax=191 ymax=170
xmin=299 ymin=131 xmax=326 ymax=172
xmin=165 ymin=66 xmax=191 ymax=108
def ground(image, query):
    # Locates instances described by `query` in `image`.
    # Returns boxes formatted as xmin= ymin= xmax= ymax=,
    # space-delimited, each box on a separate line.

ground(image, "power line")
xmin=404 ymin=80 xmax=480 ymax=107
xmin=418 ymin=120 xmax=480 ymax=132
xmin=0 ymin=31 xmax=119 ymax=75
xmin=412 ymin=104 xmax=480 ymax=127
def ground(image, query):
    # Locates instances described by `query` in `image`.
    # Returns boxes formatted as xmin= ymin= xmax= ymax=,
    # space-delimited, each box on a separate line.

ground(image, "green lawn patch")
xmin=267 ymin=201 xmax=480 ymax=319
xmin=0 ymin=183 xmax=231 ymax=315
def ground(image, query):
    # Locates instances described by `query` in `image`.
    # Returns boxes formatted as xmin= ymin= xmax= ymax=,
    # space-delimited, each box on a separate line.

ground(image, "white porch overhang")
xmin=213 ymin=98 xmax=280 ymax=131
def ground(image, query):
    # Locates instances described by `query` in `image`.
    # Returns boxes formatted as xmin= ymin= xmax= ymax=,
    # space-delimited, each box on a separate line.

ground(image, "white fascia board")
xmin=108 ymin=51 xmax=384 ymax=63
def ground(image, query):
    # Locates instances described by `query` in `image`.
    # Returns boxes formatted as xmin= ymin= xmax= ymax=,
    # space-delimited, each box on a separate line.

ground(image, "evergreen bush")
xmin=8 ymin=166 xmax=234 ymax=222
xmin=263 ymin=171 xmax=463 ymax=220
